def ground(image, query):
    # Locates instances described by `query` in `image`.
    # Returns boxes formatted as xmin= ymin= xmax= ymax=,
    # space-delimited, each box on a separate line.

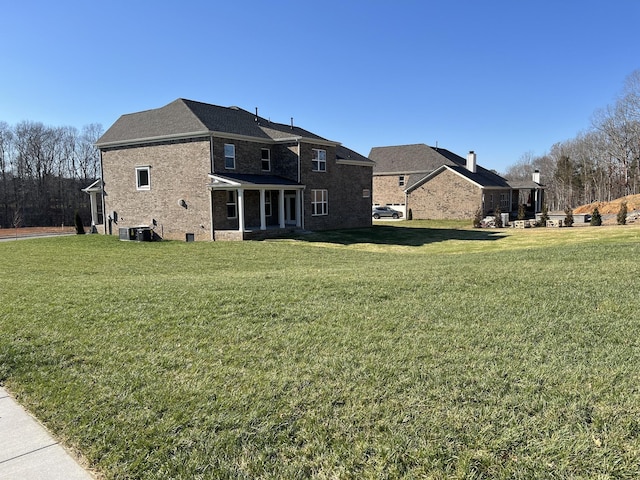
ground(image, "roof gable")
xmin=407 ymin=164 xmax=511 ymax=192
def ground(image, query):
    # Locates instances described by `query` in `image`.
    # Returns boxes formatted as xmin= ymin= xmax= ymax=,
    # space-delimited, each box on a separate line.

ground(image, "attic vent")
xmin=229 ymin=106 xmax=240 ymax=110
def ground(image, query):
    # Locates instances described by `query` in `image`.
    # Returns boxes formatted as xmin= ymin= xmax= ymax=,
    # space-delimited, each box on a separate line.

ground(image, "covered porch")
xmin=81 ymin=179 xmax=104 ymax=233
xmin=208 ymin=174 xmax=305 ymax=240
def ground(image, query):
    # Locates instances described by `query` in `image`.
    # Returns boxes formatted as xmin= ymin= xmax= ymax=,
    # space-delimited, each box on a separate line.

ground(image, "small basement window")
xmin=136 ymin=166 xmax=150 ymax=190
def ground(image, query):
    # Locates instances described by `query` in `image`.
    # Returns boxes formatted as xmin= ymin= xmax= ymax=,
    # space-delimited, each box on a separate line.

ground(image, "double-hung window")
xmin=226 ymin=191 xmax=237 ymax=218
xmin=398 ymin=175 xmax=405 ymax=187
xmin=136 ymin=166 xmax=150 ymax=190
xmin=261 ymin=148 xmax=271 ymax=171
xmin=224 ymin=144 xmax=235 ymax=169
xmin=312 ymin=149 xmax=326 ymax=172
xmin=500 ymin=193 xmax=509 ymax=209
xmin=311 ymin=189 xmax=328 ymax=216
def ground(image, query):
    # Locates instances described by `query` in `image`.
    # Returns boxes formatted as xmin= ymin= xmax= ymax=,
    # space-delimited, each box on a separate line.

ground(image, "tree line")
xmin=504 ymin=70 xmax=640 ymax=211
xmin=0 ymin=121 xmax=102 ymax=228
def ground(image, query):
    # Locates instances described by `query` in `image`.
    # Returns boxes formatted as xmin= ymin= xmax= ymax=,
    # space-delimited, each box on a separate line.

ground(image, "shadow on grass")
xmin=292 ymin=225 xmax=507 ymax=246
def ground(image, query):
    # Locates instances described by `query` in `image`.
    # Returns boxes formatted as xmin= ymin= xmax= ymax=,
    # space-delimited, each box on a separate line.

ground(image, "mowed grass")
xmin=1 ymin=221 xmax=640 ymax=479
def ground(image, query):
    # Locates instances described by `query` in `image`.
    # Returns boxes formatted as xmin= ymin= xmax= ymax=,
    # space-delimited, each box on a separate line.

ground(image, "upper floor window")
xmin=261 ymin=148 xmax=271 ymax=171
xmin=312 ymin=149 xmax=326 ymax=172
xmin=311 ymin=189 xmax=328 ymax=216
xmin=224 ymin=144 xmax=235 ymax=169
xmin=398 ymin=175 xmax=405 ymax=187
xmin=136 ymin=166 xmax=150 ymax=190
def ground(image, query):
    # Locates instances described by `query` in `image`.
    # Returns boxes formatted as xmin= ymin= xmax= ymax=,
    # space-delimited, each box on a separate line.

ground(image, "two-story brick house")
xmin=369 ymin=143 xmax=535 ymax=220
xmin=95 ymin=99 xmax=374 ymax=240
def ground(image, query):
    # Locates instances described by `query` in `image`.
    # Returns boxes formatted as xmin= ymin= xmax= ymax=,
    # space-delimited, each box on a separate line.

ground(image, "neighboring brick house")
xmin=369 ymin=144 xmax=520 ymax=220
xmin=95 ymin=99 xmax=374 ymax=240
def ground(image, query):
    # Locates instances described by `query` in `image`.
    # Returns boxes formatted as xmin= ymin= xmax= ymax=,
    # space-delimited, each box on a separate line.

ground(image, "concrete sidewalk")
xmin=0 ymin=387 xmax=95 ymax=479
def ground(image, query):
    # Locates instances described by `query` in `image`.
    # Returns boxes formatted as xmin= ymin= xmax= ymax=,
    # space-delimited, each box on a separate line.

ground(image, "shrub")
xmin=538 ymin=203 xmax=549 ymax=227
xmin=74 ymin=210 xmax=85 ymax=235
xmin=517 ymin=203 xmax=526 ymax=221
xmin=617 ymin=201 xmax=627 ymax=225
xmin=591 ymin=207 xmax=602 ymax=226
xmin=473 ymin=206 xmax=483 ymax=228
xmin=564 ymin=207 xmax=574 ymax=227
xmin=407 ymin=208 xmax=413 ymax=221
xmin=494 ymin=205 xmax=503 ymax=228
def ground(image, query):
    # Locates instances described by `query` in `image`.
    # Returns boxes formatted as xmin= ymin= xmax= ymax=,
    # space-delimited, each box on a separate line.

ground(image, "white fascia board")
xmin=406 ymin=165 xmax=486 ymax=192
xmin=96 ymin=131 xmax=210 ymax=148
xmin=208 ymin=174 xmax=241 ymax=187
xmin=444 ymin=166 xmax=485 ymax=189
xmin=336 ymin=159 xmax=374 ymax=167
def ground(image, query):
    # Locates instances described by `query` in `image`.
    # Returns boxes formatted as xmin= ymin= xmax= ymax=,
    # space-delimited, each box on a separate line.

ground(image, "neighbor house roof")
xmin=370 ymin=143 xmax=511 ymax=190
xmin=368 ymin=144 xmax=460 ymax=174
xmin=406 ymin=164 xmax=512 ymax=193
xmin=96 ymin=99 xmax=336 ymax=148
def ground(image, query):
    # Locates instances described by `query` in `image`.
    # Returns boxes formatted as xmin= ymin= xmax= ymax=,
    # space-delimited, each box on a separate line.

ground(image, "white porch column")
xmin=295 ymin=190 xmax=302 ymax=228
xmin=89 ymin=192 xmax=99 ymax=226
xmin=237 ymin=188 xmax=245 ymax=232
xmin=279 ymin=189 xmax=285 ymax=228
xmin=259 ymin=189 xmax=267 ymax=230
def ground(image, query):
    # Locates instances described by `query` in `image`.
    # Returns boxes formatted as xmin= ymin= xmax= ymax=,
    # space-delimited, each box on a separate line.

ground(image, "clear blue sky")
xmin=1 ymin=0 xmax=638 ymax=173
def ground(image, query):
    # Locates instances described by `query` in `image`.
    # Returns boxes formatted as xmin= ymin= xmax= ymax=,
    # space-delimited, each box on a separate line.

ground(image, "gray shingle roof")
xmin=368 ymin=144 xmax=460 ymax=174
xmin=97 ymin=99 xmax=332 ymax=147
xmin=370 ymin=143 xmax=511 ymax=189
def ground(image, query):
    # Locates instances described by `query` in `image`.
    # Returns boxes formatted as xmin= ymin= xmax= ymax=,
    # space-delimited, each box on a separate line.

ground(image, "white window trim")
xmin=224 ymin=144 xmax=236 ymax=170
xmin=261 ymin=148 xmax=271 ymax=172
xmin=312 ymin=149 xmax=326 ymax=172
xmin=311 ymin=189 xmax=328 ymax=216
xmin=136 ymin=166 xmax=150 ymax=191
xmin=398 ymin=175 xmax=405 ymax=187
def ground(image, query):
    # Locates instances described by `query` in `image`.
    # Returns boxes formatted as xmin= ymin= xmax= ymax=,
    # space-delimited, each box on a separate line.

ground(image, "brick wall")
xmin=299 ymin=143 xmax=373 ymax=230
xmin=103 ymin=136 xmax=373 ymax=240
xmin=212 ymin=137 xmax=298 ymax=181
xmin=372 ymin=174 xmax=406 ymax=205
xmin=407 ymin=169 xmax=482 ymax=220
xmin=102 ymin=139 xmax=212 ymax=241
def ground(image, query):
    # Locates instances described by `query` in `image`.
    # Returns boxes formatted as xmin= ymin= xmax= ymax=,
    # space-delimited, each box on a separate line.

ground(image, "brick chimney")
xmin=466 ymin=151 xmax=477 ymax=173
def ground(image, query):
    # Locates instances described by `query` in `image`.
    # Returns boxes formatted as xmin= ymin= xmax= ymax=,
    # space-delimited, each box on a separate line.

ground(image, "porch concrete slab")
xmin=0 ymin=387 xmax=94 ymax=479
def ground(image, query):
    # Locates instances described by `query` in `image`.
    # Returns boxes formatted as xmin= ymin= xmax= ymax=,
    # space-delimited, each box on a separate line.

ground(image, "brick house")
xmin=369 ymin=144 xmax=537 ymax=220
xmin=95 ymin=99 xmax=374 ymax=241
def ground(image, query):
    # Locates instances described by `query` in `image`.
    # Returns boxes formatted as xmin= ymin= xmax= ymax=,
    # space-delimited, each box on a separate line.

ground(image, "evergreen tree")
xmin=591 ymin=207 xmax=602 ymax=226
xmin=617 ymin=201 xmax=628 ymax=225
xmin=473 ymin=205 xmax=483 ymax=228
xmin=517 ymin=203 xmax=526 ymax=220
xmin=74 ymin=210 xmax=85 ymax=235
xmin=494 ymin=205 xmax=503 ymax=228
xmin=538 ymin=203 xmax=550 ymax=226
xmin=564 ymin=207 xmax=574 ymax=227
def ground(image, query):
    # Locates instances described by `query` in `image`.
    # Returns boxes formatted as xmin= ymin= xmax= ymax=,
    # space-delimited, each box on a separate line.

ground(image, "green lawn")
xmin=2 ymin=222 xmax=640 ymax=479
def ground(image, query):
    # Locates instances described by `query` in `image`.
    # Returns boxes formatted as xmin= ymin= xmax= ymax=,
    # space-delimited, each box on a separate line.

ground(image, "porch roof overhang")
xmin=81 ymin=179 xmax=103 ymax=193
xmin=207 ymin=173 xmax=305 ymax=190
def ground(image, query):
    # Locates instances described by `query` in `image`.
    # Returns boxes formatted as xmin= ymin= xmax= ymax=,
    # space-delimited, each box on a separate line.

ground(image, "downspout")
xmin=209 ymin=135 xmax=215 ymax=240
xmin=99 ymin=149 xmax=107 ymax=235
xmin=404 ymin=188 xmax=408 ymax=219
xmin=297 ymin=140 xmax=304 ymax=230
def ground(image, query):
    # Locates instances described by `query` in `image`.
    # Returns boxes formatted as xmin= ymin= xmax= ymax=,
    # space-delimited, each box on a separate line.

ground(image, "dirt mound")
xmin=574 ymin=194 xmax=640 ymax=215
